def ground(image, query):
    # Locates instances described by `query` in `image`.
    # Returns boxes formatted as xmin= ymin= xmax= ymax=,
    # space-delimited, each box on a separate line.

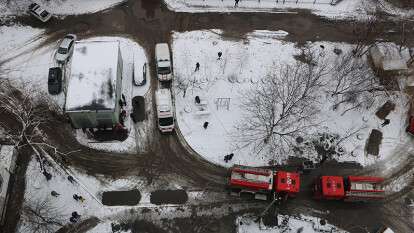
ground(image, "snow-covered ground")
xmin=172 ymin=30 xmax=410 ymax=167
xmin=237 ymin=214 xmax=347 ymax=233
xmin=0 ymin=0 xmax=126 ymax=18
xmin=164 ymin=0 xmax=414 ymax=19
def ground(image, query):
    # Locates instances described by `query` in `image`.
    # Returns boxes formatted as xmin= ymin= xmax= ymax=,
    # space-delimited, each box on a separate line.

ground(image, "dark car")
xmin=133 ymin=63 xmax=147 ymax=86
xmin=48 ymin=67 xmax=62 ymax=95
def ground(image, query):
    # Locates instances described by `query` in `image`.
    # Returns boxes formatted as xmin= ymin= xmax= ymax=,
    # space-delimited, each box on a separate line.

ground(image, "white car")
xmin=55 ymin=34 xmax=77 ymax=64
xmin=28 ymin=3 xmax=52 ymax=22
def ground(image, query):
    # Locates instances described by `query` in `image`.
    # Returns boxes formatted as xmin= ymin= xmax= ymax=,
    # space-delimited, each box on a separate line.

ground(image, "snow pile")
xmin=0 ymin=0 xmax=126 ymax=17
xmin=172 ymin=30 xmax=409 ymax=167
xmin=163 ymin=0 xmax=414 ymax=19
xmin=236 ymin=214 xmax=347 ymax=233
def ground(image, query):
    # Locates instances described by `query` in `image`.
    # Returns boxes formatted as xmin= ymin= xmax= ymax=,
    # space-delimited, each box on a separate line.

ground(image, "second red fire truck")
xmin=313 ymin=175 xmax=385 ymax=201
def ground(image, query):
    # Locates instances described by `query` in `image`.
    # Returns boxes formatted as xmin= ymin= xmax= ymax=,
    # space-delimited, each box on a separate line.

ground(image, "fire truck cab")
xmin=314 ymin=175 xmax=385 ymax=201
xmin=229 ymin=165 xmax=300 ymax=201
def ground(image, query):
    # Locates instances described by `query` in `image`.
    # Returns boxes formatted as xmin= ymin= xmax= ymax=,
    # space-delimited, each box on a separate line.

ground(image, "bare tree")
xmin=0 ymin=81 xmax=49 ymax=148
xmin=0 ymin=80 xmax=78 ymax=167
xmin=351 ymin=14 xmax=383 ymax=57
xmin=20 ymin=197 xmax=66 ymax=233
xmin=330 ymin=51 xmax=383 ymax=111
xmin=174 ymin=73 xmax=209 ymax=98
xmin=236 ymin=60 xmax=327 ymax=160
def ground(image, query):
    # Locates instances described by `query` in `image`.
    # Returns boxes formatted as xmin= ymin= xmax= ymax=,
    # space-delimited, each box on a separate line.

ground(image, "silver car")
xmin=28 ymin=3 xmax=52 ymax=22
xmin=55 ymin=34 xmax=77 ymax=64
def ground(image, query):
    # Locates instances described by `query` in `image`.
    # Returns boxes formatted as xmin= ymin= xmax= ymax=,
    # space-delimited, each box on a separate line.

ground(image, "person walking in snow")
xmin=218 ymin=51 xmax=222 ymax=60
xmin=234 ymin=0 xmax=239 ymax=7
xmin=73 ymin=194 xmax=81 ymax=201
xmin=42 ymin=170 xmax=52 ymax=181
xmin=51 ymin=191 xmax=60 ymax=197
xmin=195 ymin=62 xmax=200 ymax=72
xmin=203 ymin=121 xmax=209 ymax=129
xmin=72 ymin=211 xmax=81 ymax=219
xmin=381 ymin=119 xmax=390 ymax=127
xmin=68 ymin=175 xmax=75 ymax=184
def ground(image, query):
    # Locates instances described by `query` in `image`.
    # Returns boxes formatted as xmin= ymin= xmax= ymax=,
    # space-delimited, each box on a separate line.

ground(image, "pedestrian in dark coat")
xmin=68 ymin=175 xmax=75 ymax=184
xmin=381 ymin=119 xmax=390 ymax=127
xmin=70 ymin=216 xmax=77 ymax=223
xmin=43 ymin=170 xmax=52 ymax=181
xmin=73 ymin=194 xmax=80 ymax=201
xmin=218 ymin=51 xmax=222 ymax=60
xmin=51 ymin=191 xmax=60 ymax=197
xmin=203 ymin=121 xmax=209 ymax=129
xmin=72 ymin=211 xmax=81 ymax=219
xmin=235 ymin=0 xmax=239 ymax=7
xmin=195 ymin=62 xmax=200 ymax=72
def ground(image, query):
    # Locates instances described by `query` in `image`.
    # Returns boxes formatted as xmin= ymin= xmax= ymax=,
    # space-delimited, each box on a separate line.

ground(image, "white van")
xmin=155 ymin=89 xmax=174 ymax=132
xmin=155 ymin=43 xmax=172 ymax=81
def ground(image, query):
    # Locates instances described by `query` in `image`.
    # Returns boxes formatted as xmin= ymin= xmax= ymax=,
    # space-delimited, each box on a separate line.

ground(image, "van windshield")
xmin=159 ymin=117 xmax=173 ymax=126
xmin=58 ymin=47 xmax=67 ymax=54
xmin=158 ymin=66 xmax=171 ymax=75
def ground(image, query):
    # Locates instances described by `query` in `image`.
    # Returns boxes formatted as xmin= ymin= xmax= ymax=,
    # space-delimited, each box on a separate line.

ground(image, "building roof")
xmin=321 ymin=176 xmax=344 ymax=198
xmin=274 ymin=171 xmax=300 ymax=193
xmin=66 ymin=41 xmax=120 ymax=111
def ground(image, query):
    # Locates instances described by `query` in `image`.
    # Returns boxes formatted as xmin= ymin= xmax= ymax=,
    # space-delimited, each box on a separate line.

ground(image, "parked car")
xmin=55 ymin=34 xmax=77 ymax=64
xmin=48 ymin=67 xmax=62 ymax=95
xmin=28 ymin=3 xmax=52 ymax=22
xmin=133 ymin=63 xmax=147 ymax=86
xmin=155 ymin=43 xmax=172 ymax=81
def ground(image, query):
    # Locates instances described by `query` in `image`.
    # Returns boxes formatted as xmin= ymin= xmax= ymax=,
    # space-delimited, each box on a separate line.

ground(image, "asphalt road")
xmin=2 ymin=0 xmax=414 ymax=232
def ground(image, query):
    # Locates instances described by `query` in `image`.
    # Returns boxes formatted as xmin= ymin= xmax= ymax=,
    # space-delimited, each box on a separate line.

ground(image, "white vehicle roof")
xmin=382 ymin=228 xmax=394 ymax=233
xmin=66 ymin=41 xmax=121 ymax=111
xmin=156 ymin=89 xmax=172 ymax=113
xmin=60 ymin=38 xmax=73 ymax=49
xmin=155 ymin=43 xmax=170 ymax=61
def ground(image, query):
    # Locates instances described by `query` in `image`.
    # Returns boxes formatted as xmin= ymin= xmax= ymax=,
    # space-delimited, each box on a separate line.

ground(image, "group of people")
xmin=49 ymin=175 xmax=86 ymax=224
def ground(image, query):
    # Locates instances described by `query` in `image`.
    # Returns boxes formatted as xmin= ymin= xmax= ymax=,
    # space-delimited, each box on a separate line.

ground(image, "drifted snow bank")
xmin=172 ymin=30 xmax=409 ymax=167
xmin=236 ymin=214 xmax=347 ymax=233
xmin=163 ymin=0 xmax=414 ymax=19
xmin=0 ymin=0 xmax=126 ymax=17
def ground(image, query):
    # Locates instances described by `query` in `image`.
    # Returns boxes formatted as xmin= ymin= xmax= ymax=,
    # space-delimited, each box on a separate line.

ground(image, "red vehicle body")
xmin=406 ymin=100 xmax=414 ymax=135
xmin=313 ymin=175 xmax=385 ymax=201
xmin=229 ymin=165 xmax=300 ymax=201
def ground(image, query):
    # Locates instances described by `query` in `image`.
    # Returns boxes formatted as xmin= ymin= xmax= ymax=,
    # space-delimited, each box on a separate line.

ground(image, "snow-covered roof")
xmin=66 ymin=41 xmax=120 ymax=111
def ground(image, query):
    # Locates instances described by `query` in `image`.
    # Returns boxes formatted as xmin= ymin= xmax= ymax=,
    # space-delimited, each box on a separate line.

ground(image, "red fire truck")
xmin=313 ymin=175 xmax=385 ymax=201
xmin=229 ymin=165 xmax=300 ymax=201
